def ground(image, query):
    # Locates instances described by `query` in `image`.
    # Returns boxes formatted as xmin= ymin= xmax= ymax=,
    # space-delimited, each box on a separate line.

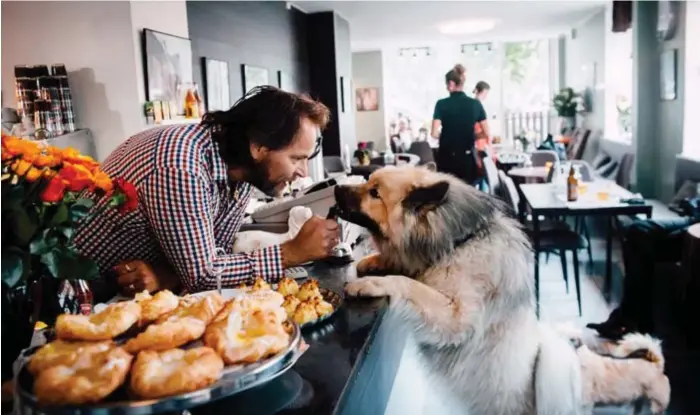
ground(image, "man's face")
xmin=248 ymin=116 xmax=319 ymax=197
xmin=477 ymin=89 xmax=490 ymax=101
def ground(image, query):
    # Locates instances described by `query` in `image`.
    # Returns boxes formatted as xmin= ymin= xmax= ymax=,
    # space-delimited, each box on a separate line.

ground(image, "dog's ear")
xmin=403 ymin=181 xmax=449 ymax=211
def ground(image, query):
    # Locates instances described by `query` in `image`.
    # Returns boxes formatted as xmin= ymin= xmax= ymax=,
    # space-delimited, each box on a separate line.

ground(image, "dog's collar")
xmin=453 ymin=232 xmax=475 ymax=248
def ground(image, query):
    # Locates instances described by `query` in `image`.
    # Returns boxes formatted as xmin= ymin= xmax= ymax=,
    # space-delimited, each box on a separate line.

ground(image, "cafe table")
xmin=519 ymin=180 xmax=653 ymax=315
xmin=508 ymin=166 xmax=548 ymax=183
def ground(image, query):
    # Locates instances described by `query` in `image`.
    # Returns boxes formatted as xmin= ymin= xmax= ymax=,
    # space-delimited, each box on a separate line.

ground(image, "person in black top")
xmin=430 ymin=64 xmax=489 ymax=184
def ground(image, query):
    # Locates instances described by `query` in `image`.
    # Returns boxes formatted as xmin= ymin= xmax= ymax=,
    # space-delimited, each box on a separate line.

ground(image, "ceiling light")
xmin=437 ymin=19 xmax=497 ymax=35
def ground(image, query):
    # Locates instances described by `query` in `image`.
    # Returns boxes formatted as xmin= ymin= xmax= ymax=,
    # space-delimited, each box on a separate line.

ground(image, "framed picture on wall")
xmin=203 ymin=58 xmax=230 ymax=112
xmin=142 ymin=29 xmax=193 ymax=111
xmin=277 ymin=70 xmax=294 ymax=92
xmin=241 ymin=64 xmax=269 ymax=95
xmin=660 ymin=48 xmax=677 ymax=101
xmin=355 ymin=87 xmax=380 ymax=112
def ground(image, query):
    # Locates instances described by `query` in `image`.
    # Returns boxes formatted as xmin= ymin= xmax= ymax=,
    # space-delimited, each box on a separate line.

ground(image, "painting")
xmin=143 ymin=29 xmax=193 ymax=112
xmin=241 ymin=65 xmax=269 ymax=95
xmin=660 ymin=48 xmax=677 ymax=101
xmin=355 ymin=87 xmax=379 ymax=112
xmin=203 ymin=58 xmax=230 ymax=112
xmin=277 ymin=71 xmax=294 ymax=92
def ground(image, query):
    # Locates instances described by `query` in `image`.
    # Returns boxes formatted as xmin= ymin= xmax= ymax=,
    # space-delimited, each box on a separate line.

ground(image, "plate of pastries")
xmin=16 ymin=289 xmax=303 ymax=413
xmin=236 ymin=277 xmax=341 ymax=328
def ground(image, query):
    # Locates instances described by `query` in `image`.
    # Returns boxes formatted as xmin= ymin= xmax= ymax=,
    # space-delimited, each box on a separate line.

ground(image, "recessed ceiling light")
xmin=437 ymin=19 xmax=498 ymax=35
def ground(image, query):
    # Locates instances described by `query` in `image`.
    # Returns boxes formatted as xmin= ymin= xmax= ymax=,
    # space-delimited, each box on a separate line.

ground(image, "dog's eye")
xmin=368 ymin=188 xmax=380 ymax=199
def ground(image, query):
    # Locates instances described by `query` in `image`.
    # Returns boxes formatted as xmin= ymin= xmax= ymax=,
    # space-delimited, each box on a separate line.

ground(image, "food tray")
xmin=15 ymin=322 xmax=303 ymax=415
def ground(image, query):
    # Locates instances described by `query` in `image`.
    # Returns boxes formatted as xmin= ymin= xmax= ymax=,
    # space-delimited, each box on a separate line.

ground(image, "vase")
xmin=559 ymin=116 xmax=576 ymax=134
xmin=0 ymin=276 xmax=81 ymax=381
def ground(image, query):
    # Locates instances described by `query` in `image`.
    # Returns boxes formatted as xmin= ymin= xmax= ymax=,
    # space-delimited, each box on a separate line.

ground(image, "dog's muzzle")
xmin=334 ymin=185 xmax=384 ymax=237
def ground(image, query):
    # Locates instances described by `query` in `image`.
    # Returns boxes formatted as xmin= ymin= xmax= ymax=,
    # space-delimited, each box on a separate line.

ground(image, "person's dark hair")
xmin=201 ymin=86 xmax=330 ymax=168
xmin=474 ymin=81 xmax=490 ymax=94
xmin=445 ymin=64 xmax=466 ymax=87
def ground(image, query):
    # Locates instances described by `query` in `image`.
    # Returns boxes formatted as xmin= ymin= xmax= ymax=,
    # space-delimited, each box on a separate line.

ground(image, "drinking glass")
xmin=207 ymin=247 xmax=227 ymax=294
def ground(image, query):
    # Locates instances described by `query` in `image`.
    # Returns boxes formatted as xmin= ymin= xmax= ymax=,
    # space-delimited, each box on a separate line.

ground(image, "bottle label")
xmin=80 ymin=303 xmax=93 ymax=316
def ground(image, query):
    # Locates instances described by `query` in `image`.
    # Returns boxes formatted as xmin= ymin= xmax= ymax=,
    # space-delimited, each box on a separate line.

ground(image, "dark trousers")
xmin=618 ymin=216 xmax=695 ymax=328
xmin=437 ymin=149 xmax=479 ymax=185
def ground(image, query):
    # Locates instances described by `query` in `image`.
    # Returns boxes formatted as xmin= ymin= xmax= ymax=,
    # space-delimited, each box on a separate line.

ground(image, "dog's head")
xmin=334 ymin=165 xmax=503 ymax=269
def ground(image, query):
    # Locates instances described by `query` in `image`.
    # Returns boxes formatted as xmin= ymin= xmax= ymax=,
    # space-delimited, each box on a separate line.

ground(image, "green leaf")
xmin=1 ymin=183 xmax=25 ymax=213
xmin=1 ymin=251 xmax=24 ymax=287
xmin=40 ymin=249 xmax=61 ymax=278
xmin=69 ymin=203 xmax=91 ymax=223
xmin=12 ymin=208 xmax=39 ymax=246
xmin=29 ymin=229 xmax=59 ymax=255
xmin=48 ymin=204 xmax=69 ymax=226
xmin=39 ymin=247 xmax=99 ymax=280
xmin=59 ymin=226 xmax=75 ymax=241
xmin=75 ymin=198 xmax=95 ymax=210
xmin=72 ymin=255 xmax=100 ymax=280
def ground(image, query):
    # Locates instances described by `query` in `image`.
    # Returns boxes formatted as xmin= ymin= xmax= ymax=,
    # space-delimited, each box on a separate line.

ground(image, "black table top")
xmin=520 ymin=181 xmax=654 ymax=216
xmin=190 ymin=240 xmax=405 ymax=415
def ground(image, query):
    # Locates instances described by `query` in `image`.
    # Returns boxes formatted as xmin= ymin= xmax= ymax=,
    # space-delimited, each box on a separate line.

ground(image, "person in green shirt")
xmin=430 ymin=64 xmax=490 ymax=184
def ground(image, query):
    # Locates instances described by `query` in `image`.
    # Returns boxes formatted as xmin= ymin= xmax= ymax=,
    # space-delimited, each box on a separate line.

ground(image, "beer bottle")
xmin=567 ymin=165 xmax=579 ymax=202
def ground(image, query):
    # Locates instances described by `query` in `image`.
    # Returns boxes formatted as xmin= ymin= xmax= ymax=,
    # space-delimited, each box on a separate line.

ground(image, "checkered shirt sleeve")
xmin=141 ymin=167 xmax=284 ymax=292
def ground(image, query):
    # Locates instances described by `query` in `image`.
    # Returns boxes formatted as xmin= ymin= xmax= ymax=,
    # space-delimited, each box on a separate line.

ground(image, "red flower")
xmin=41 ymin=176 xmax=67 ymax=203
xmin=114 ymin=178 xmax=138 ymax=214
xmin=59 ymin=163 xmax=95 ymax=192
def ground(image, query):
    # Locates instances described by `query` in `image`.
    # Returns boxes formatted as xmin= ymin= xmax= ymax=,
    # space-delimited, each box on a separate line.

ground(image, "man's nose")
xmin=297 ymin=160 xmax=309 ymax=178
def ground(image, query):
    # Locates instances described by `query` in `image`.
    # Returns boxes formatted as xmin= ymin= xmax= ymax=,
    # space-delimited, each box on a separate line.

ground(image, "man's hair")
xmin=201 ymin=86 xmax=331 ymax=167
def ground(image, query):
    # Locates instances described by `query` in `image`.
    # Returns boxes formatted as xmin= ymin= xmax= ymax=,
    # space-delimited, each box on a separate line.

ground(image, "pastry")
xmin=123 ymin=316 xmax=207 ymax=354
xmin=277 ymin=277 xmax=299 ymax=296
xmin=28 ymin=340 xmax=114 ymax=376
xmin=204 ymin=309 xmax=290 ymax=365
xmin=313 ymin=298 xmax=334 ymax=317
xmin=134 ymin=290 xmax=179 ymax=324
xmin=33 ymin=347 xmax=132 ymax=406
xmin=282 ymin=295 xmax=301 ymax=317
xmin=297 ymin=279 xmax=322 ymax=301
xmin=156 ymin=292 xmax=225 ymax=325
xmin=292 ymin=301 xmax=318 ymax=325
xmin=55 ymin=301 xmax=141 ymax=341
xmin=251 ymin=277 xmax=271 ymax=292
xmin=129 ymin=347 xmax=223 ymax=399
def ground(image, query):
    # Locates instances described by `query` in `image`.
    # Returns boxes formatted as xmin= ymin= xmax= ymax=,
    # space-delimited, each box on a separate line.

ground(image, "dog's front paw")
xmin=356 ymin=254 xmax=385 ymax=276
xmin=345 ymin=276 xmax=394 ymax=299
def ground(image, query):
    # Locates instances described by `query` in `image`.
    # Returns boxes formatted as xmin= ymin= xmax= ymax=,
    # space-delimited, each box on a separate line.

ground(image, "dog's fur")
xmin=336 ymin=165 xmax=583 ymax=415
xmin=554 ymin=323 xmax=671 ymax=414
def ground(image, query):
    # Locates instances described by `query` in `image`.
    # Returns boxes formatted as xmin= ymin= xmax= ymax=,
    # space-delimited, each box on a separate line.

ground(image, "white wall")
xmin=352 ymin=51 xmax=387 ymax=151
xmin=1 ymin=1 xmax=189 ymax=161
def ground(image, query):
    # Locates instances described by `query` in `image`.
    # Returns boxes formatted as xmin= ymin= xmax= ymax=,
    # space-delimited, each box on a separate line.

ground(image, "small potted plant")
xmin=552 ymin=87 xmax=585 ymax=132
xmin=1 ymin=134 xmax=138 ymax=380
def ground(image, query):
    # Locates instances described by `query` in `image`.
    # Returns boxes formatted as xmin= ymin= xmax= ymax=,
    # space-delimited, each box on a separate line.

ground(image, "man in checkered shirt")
xmin=74 ymin=87 xmax=340 ymax=294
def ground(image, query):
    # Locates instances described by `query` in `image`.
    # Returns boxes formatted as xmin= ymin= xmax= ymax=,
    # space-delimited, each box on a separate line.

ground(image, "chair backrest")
xmin=499 ymin=170 xmax=520 ymax=216
xmin=407 ymin=141 xmax=435 ymax=164
xmin=482 ymin=156 xmax=500 ymax=196
xmin=530 ymin=150 xmax=559 ymax=167
xmin=546 ymin=160 xmax=594 ymax=183
xmin=616 ymin=152 xmax=635 ymax=189
xmin=570 ymin=129 xmax=592 ymax=160
xmin=323 ymin=156 xmax=345 ymax=173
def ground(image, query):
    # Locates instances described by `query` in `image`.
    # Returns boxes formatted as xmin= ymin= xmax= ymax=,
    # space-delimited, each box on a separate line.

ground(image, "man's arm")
xmin=476 ymin=101 xmax=490 ymax=139
xmin=141 ymin=168 xmax=285 ymax=292
xmin=431 ymin=101 xmax=442 ymax=139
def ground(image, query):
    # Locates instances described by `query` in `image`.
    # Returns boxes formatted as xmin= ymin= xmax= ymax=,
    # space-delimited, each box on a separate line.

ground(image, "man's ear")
xmin=250 ymin=143 xmax=268 ymax=161
xmin=402 ymin=181 xmax=449 ymax=211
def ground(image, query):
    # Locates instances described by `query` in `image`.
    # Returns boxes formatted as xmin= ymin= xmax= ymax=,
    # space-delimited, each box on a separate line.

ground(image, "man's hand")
xmin=281 ymin=215 xmax=340 ymax=266
xmin=113 ymin=260 xmax=181 ymax=296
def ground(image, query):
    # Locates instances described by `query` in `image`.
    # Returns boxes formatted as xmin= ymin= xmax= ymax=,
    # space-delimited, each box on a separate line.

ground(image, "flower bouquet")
xmin=1 ymin=134 xmax=137 ymax=379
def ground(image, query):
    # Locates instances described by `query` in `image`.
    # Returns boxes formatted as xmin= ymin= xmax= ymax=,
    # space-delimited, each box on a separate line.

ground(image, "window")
xmin=382 ymin=39 xmax=553 ymax=143
xmin=604 ymin=4 xmax=633 ymax=143
xmin=684 ymin=1 xmax=700 ymax=159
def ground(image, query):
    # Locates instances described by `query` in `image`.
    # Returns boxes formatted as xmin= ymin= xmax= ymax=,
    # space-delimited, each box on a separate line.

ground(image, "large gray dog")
xmin=335 ymin=165 xmax=583 ymax=415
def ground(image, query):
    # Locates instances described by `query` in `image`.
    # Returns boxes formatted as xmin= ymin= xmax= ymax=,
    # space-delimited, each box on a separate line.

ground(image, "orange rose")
xmin=93 ymin=170 xmax=113 ymax=193
xmin=10 ymin=159 xmax=32 ymax=176
xmin=34 ymin=151 xmax=62 ymax=168
xmin=59 ymin=163 xmax=95 ymax=192
xmin=3 ymin=137 xmax=39 ymax=161
xmin=62 ymin=147 xmax=99 ymax=170
xmin=25 ymin=167 xmax=43 ymax=182
xmin=40 ymin=176 xmax=67 ymax=203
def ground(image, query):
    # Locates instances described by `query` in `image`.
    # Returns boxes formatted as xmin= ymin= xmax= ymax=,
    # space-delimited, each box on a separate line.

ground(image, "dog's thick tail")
xmin=612 ymin=333 xmax=665 ymax=369
xmin=534 ymin=324 xmax=584 ymax=415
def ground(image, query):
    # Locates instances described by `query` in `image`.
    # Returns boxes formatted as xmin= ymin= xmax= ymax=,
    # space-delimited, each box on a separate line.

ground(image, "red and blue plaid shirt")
xmin=73 ymin=124 xmax=284 ymax=292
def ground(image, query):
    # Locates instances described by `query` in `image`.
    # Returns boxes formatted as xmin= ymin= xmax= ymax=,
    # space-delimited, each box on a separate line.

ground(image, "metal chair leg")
xmin=572 ymin=249 xmax=582 ymax=317
xmin=559 ymin=249 xmax=569 ymax=294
